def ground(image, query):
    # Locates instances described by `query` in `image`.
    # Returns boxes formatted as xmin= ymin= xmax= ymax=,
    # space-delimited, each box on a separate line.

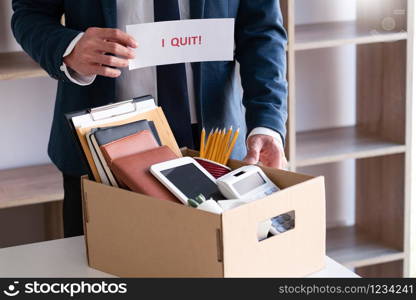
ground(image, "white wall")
xmin=295 ymin=0 xmax=356 ymax=25
xmin=0 ymin=1 xmax=56 ymax=170
xmin=295 ymin=0 xmax=357 ymax=227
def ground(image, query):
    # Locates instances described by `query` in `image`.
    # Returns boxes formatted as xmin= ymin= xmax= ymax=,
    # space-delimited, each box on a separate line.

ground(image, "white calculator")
xmin=216 ymin=165 xmax=280 ymax=201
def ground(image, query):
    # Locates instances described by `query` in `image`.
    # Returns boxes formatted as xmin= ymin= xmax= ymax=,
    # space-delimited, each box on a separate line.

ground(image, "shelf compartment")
xmin=0 ymin=164 xmax=63 ymax=209
xmin=296 ymin=126 xmax=406 ymax=167
xmin=294 ymin=21 xmax=408 ymax=51
xmin=0 ymin=51 xmax=47 ymax=80
xmin=356 ymin=260 xmax=404 ymax=278
xmin=327 ymin=226 xmax=405 ymax=269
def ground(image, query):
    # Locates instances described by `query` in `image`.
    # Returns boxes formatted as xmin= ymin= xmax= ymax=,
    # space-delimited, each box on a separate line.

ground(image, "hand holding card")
xmin=126 ymin=18 xmax=235 ymax=69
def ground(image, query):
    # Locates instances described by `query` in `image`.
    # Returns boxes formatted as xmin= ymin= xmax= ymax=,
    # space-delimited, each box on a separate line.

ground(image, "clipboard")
xmin=65 ymin=95 xmax=182 ymax=182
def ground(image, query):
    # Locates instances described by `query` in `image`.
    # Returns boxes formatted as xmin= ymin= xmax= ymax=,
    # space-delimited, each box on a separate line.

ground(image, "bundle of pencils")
xmin=199 ymin=127 xmax=239 ymax=165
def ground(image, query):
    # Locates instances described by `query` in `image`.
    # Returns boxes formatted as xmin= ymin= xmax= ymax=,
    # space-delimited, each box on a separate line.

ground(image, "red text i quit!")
xmin=161 ymin=35 xmax=202 ymax=47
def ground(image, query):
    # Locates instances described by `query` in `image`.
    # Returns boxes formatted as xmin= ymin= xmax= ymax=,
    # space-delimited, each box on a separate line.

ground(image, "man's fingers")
xmin=99 ymin=41 xmax=135 ymax=59
xmin=244 ymin=134 xmax=288 ymax=169
xmin=266 ymin=143 xmax=283 ymax=168
xmin=270 ymin=153 xmax=286 ymax=169
xmin=99 ymin=28 xmax=138 ymax=48
xmin=66 ymin=27 xmax=137 ymax=77
xmin=243 ymin=137 xmax=264 ymax=164
xmin=94 ymin=54 xmax=129 ymax=68
xmin=91 ymin=65 xmax=121 ymax=78
xmin=244 ymin=152 xmax=258 ymax=164
xmin=281 ymin=156 xmax=288 ymax=170
xmin=264 ymin=151 xmax=281 ymax=169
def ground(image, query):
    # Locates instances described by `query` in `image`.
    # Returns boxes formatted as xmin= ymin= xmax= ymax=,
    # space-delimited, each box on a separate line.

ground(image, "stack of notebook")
xmin=87 ymin=119 xmax=161 ymax=186
xmin=66 ymin=96 xmax=182 ymax=203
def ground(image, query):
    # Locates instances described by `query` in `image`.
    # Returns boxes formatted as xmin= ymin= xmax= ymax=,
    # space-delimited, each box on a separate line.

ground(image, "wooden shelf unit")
xmin=0 ymin=51 xmax=47 ymax=81
xmin=295 ymin=20 xmax=408 ymax=51
xmin=0 ymin=164 xmax=64 ymax=241
xmin=327 ymin=226 xmax=404 ymax=269
xmin=296 ymin=126 xmax=406 ymax=167
xmin=0 ymin=164 xmax=63 ymax=209
xmin=356 ymin=260 xmax=404 ymax=278
xmin=281 ymin=0 xmax=413 ymax=277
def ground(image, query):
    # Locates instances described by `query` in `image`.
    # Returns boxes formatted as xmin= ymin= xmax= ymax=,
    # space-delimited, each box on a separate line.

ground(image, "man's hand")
xmin=243 ymin=134 xmax=287 ymax=169
xmin=64 ymin=27 xmax=138 ymax=78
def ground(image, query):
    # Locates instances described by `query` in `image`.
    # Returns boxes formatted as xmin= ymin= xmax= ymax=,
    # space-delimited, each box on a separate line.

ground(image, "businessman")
xmin=12 ymin=0 xmax=288 ymax=237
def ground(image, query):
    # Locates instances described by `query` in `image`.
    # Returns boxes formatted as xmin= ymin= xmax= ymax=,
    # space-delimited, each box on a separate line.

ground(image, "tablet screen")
xmin=161 ymin=163 xmax=223 ymax=200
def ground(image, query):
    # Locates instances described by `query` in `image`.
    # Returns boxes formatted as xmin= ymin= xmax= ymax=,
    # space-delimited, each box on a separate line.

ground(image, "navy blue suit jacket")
xmin=12 ymin=0 xmax=288 ymax=176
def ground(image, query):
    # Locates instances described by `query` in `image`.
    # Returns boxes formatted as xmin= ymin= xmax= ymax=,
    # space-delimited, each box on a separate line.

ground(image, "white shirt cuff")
xmin=248 ymin=127 xmax=284 ymax=151
xmin=59 ymin=32 xmax=96 ymax=86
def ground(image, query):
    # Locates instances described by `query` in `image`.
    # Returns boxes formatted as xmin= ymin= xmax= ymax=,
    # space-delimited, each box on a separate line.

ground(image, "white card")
xmin=126 ymin=18 xmax=235 ymax=70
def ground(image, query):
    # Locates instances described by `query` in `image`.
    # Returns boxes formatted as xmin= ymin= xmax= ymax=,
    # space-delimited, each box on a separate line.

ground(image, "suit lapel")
xmin=190 ymin=0 xmax=206 ymax=126
xmin=100 ymin=0 xmax=117 ymax=28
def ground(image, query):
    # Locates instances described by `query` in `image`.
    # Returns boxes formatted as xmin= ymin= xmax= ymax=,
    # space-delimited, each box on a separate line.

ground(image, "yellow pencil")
xmin=207 ymin=129 xmax=218 ymax=160
xmin=219 ymin=127 xmax=233 ymax=163
xmin=200 ymin=128 xmax=206 ymax=158
xmin=203 ymin=129 xmax=213 ymax=159
xmin=214 ymin=129 xmax=224 ymax=162
xmin=212 ymin=129 xmax=223 ymax=162
xmin=203 ymin=130 xmax=211 ymax=159
xmin=213 ymin=129 xmax=223 ymax=161
xmin=222 ymin=128 xmax=240 ymax=165
xmin=220 ymin=129 xmax=228 ymax=161
xmin=208 ymin=128 xmax=218 ymax=160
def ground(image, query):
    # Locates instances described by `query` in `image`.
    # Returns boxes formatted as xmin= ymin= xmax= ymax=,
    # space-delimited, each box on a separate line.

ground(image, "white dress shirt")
xmin=60 ymin=0 xmax=284 ymax=149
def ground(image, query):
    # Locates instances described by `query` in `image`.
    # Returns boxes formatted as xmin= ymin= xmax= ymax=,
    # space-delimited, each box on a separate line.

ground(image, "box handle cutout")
xmin=257 ymin=211 xmax=295 ymax=242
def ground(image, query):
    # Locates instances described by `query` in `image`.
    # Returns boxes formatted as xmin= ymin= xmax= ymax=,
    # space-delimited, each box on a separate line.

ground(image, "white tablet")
xmin=150 ymin=157 xmax=224 ymax=204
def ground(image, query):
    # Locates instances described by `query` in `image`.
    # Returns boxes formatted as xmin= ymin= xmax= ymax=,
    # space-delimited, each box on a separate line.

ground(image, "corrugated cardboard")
xmin=82 ymin=150 xmax=326 ymax=277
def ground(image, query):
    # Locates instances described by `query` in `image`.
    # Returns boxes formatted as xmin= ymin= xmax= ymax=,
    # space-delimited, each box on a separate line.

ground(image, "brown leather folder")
xmin=100 ymin=130 xmax=159 ymax=166
xmin=111 ymin=146 xmax=180 ymax=203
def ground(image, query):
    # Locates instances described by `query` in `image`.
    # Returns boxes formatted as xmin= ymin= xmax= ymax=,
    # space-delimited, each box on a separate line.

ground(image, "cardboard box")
xmin=81 ymin=150 xmax=326 ymax=277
